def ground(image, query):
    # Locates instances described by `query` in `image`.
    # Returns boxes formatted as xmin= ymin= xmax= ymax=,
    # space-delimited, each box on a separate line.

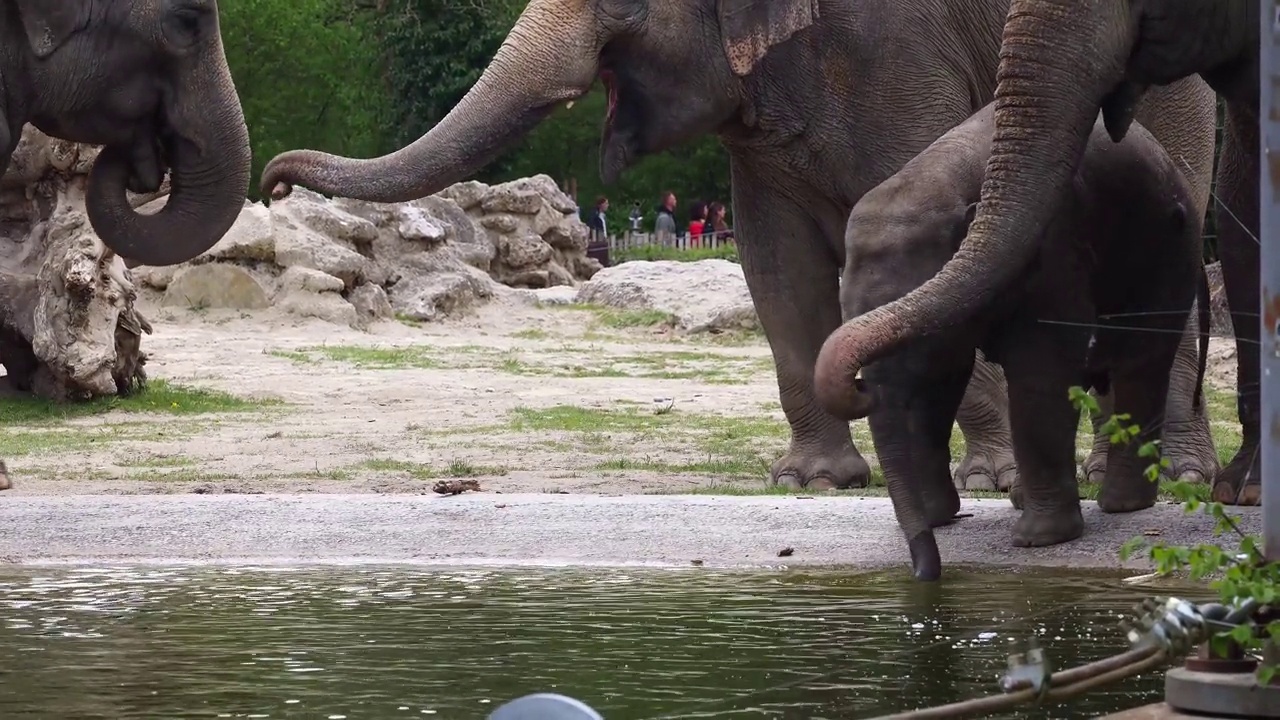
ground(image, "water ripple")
xmin=0 ymin=565 xmax=1195 ymax=719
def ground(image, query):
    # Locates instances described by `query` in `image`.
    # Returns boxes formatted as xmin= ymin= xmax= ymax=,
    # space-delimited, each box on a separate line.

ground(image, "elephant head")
xmin=9 ymin=0 xmax=251 ymax=267
xmin=260 ymin=0 xmax=818 ymax=202
xmin=812 ymin=0 xmax=1254 ymax=420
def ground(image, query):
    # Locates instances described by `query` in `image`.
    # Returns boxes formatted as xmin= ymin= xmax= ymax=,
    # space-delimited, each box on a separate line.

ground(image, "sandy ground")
xmin=0 ymin=494 xmax=1261 ymax=568
xmin=0 ymin=291 xmax=1246 ymax=499
xmin=0 ymin=290 xmax=1254 ymax=567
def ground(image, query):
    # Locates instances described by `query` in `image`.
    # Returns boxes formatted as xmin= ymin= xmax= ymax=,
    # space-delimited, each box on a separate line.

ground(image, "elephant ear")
xmin=12 ymin=0 xmax=91 ymax=59
xmin=717 ymin=0 xmax=819 ymax=77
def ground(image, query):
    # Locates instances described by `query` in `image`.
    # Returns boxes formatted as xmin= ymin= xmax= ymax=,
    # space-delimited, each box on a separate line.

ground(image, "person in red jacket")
xmin=687 ymin=201 xmax=708 ymax=248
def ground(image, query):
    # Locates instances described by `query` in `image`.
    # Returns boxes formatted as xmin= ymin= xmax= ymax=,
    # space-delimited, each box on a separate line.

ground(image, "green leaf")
xmin=1258 ymin=664 xmax=1277 ymax=686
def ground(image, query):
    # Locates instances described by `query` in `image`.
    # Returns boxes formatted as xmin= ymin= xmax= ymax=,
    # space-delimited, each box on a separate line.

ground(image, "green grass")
xmin=611 ymin=244 xmax=739 ymax=264
xmin=358 ymin=457 xmax=508 ymax=478
xmin=272 ymin=341 xmax=771 ymax=384
xmin=270 ymin=346 xmax=443 ymax=369
xmin=0 ymin=379 xmax=272 ymax=424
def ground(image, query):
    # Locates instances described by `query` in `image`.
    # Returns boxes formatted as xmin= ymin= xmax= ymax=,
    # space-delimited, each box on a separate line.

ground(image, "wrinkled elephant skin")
xmin=823 ymin=104 xmax=1203 ymax=578
xmin=0 ymin=0 xmax=251 ymax=267
xmin=258 ymin=0 xmax=1216 ymax=505
xmin=813 ymin=0 xmax=1259 ymax=506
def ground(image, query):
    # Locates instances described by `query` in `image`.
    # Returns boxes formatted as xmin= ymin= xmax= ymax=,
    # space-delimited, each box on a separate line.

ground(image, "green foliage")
xmin=1069 ymin=386 xmax=1277 ymax=682
xmin=612 ymin=243 xmax=739 ymax=264
xmin=222 ymin=0 xmax=732 ymax=210
xmin=220 ymin=0 xmax=396 ymax=199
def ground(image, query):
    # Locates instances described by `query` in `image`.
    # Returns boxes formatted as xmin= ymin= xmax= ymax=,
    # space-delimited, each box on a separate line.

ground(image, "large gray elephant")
xmin=814 ymin=0 xmax=1262 ymax=507
xmin=259 ymin=0 xmax=1216 ymax=494
xmin=0 ymin=0 xmax=252 ymax=267
xmin=830 ymin=104 xmax=1205 ymax=579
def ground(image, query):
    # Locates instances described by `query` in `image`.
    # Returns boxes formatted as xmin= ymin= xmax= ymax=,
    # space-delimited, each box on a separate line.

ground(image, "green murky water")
xmin=0 ymin=565 xmax=1199 ymax=719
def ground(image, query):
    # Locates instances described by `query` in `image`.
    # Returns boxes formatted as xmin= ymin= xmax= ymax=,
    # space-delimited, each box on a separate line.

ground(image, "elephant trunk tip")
xmin=908 ymin=531 xmax=942 ymax=582
xmin=814 ymin=324 xmax=879 ymax=421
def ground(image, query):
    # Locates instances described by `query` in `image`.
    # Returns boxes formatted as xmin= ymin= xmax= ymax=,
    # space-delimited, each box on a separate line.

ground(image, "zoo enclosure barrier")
xmin=1260 ymin=0 xmax=1278 ymax=565
xmin=585 ymin=229 xmax=737 ymax=267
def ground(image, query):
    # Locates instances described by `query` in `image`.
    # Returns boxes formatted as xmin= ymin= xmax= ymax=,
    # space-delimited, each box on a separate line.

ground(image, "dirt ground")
xmin=0 ymin=291 xmax=1246 ymax=497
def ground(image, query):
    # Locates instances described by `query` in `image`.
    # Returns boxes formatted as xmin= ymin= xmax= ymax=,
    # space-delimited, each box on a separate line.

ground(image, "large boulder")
xmin=131 ymin=174 xmax=602 ymax=328
xmin=575 ymin=259 xmax=759 ymax=333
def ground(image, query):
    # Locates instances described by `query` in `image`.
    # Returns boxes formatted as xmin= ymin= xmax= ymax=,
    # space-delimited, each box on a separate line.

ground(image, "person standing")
xmin=654 ymin=190 xmax=678 ymax=247
xmin=705 ymin=201 xmax=732 ymax=244
xmin=585 ymin=196 xmax=609 ymax=241
xmin=687 ymin=200 xmax=707 ymax=248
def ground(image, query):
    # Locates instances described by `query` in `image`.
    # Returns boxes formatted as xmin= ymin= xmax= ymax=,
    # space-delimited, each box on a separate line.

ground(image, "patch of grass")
xmin=271 ymin=346 xmax=443 ymax=370
xmin=506 ymin=404 xmax=789 ymax=480
xmin=0 ymin=422 xmax=198 ymax=458
xmin=511 ymin=328 xmax=551 ymax=340
xmin=358 ymin=457 xmax=508 ymax=478
xmin=116 ymin=454 xmax=197 ymax=469
xmin=592 ymin=308 xmax=678 ymax=330
xmin=0 ymin=379 xmax=271 ymax=425
xmin=611 ymin=244 xmax=739 ymax=264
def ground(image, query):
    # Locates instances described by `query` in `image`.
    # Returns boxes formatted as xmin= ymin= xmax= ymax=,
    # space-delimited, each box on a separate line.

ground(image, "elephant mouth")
xmin=596 ymin=64 xmax=639 ymax=185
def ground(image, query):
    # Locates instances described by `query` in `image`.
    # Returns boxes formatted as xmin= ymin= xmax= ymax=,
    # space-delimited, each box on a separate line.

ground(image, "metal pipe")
xmin=1263 ymin=0 xmax=1280 ymax=563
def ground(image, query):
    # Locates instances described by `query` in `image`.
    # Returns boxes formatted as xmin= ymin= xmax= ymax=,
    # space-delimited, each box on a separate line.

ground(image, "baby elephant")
xmin=818 ymin=103 xmax=1203 ymax=581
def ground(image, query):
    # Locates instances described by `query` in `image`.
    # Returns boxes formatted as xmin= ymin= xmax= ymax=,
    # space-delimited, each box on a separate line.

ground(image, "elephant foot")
xmin=1097 ymin=481 xmax=1158 ymax=514
xmin=771 ymin=443 xmax=871 ymax=490
xmin=1211 ymin=445 xmax=1261 ymax=506
xmin=1012 ymin=505 xmax=1084 ymax=548
xmin=1081 ymin=446 xmax=1108 ymax=485
xmin=953 ymin=447 xmax=1018 ymax=492
xmin=0 ymin=460 xmax=9 ymax=491
xmin=1160 ymin=419 xmax=1219 ymax=485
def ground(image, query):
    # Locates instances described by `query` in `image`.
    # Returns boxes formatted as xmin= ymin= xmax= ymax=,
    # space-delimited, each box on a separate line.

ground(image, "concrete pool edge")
xmin=0 ymin=494 xmax=1262 ymax=570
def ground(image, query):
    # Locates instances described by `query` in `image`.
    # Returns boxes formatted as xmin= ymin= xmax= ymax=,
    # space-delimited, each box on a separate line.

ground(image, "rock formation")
xmin=132 ymin=175 xmax=603 ymax=328
xmin=0 ymin=128 xmax=151 ymax=401
xmin=575 ymin=259 xmax=760 ymax=334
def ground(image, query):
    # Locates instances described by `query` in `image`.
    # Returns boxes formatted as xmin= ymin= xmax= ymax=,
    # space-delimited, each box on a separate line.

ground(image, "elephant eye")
xmin=162 ymin=1 xmax=210 ymax=49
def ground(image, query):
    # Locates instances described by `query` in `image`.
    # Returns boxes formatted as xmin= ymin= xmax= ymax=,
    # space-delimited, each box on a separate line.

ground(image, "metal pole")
xmin=1262 ymin=0 xmax=1280 ymax=563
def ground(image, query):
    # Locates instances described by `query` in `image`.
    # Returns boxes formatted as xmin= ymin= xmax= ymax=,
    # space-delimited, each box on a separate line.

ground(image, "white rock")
xmin=162 ymin=264 xmax=270 ymax=310
xmin=278 ymin=265 xmax=345 ymax=295
xmin=575 ymin=259 xmax=759 ymax=333
xmin=276 ymin=290 xmax=359 ymax=328
xmin=397 ymin=206 xmax=448 ymax=244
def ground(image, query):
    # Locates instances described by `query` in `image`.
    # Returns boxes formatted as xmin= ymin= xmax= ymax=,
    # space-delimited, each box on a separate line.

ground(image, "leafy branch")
xmin=1068 ymin=386 xmax=1278 ymax=685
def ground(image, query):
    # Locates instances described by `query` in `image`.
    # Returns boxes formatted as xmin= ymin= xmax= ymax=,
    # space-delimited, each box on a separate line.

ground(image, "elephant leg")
xmin=1211 ymin=107 xmax=1261 ymax=507
xmin=1000 ymin=328 xmax=1087 ymax=548
xmin=0 ymin=459 xmax=9 ymax=491
xmin=1097 ymin=363 xmax=1171 ymax=514
xmin=865 ymin=365 xmax=964 ymax=529
xmin=952 ymin=350 xmax=1018 ymax=493
xmin=1158 ymin=307 xmax=1219 ymax=485
xmin=1081 ymin=388 xmax=1114 ymax=485
xmin=733 ymin=184 xmax=870 ymax=490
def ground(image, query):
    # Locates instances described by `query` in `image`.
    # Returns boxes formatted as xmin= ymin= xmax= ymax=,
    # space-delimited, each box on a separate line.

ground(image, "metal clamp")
xmin=1000 ymin=636 xmax=1052 ymax=702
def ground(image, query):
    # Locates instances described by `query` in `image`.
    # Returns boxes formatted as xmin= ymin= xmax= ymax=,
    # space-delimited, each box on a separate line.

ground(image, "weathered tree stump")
xmin=0 ymin=127 xmax=153 ymax=404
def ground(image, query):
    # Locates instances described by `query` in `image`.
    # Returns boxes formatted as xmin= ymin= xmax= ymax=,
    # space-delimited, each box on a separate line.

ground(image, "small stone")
xmin=278 ymin=265 xmax=344 ymax=294
xmin=480 ymin=187 xmax=543 ymax=215
xmin=348 ymin=283 xmax=393 ymax=321
xmin=275 ymin=290 xmax=359 ymax=327
xmin=481 ymin=214 xmax=520 ymax=233
xmin=397 ymin=206 xmax=448 ymax=243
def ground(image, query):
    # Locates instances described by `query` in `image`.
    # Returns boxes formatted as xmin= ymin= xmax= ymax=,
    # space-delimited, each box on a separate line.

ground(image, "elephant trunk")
xmin=260 ymin=0 xmax=600 ymax=203
xmin=86 ymin=33 xmax=251 ymax=268
xmin=813 ymin=0 xmax=1132 ymax=420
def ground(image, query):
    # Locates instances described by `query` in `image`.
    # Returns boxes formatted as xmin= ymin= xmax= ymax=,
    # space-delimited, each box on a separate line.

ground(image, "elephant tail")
xmin=1193 ymin=261 xmax=1211 ymax=413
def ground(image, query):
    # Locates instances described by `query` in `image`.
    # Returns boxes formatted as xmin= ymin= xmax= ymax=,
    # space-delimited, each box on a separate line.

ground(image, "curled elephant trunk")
xmin=260 ymin=0 xmax=601 ymax=203
xmin=86 ymin=42 xmax=251 ymax=267
xmin=812 ymin=0 xmax=1133 ymax=408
